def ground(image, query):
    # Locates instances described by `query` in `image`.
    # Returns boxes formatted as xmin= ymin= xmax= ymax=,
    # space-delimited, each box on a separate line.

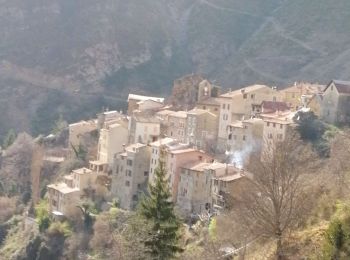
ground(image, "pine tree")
xmin=140 ymin=150 xmax=183 ymax=259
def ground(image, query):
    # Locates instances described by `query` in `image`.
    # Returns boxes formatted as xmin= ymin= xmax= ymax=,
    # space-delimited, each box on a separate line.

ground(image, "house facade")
xmin=186 ymin=108 xmax=218 ymax=151
xmin=112 ymin=143 xmax=151 ymax=210
xmin=321 ymin=80 xmax=350 ymax=124
xmin=128 ymin=113 xmax=161 ymax=144
xmin=217 ymin=85 xmax=280 ymax=150
xmin=97 ymin=118 xmax=129 ymax=170
xmin=47 ymin=168 xmax=97 ymax=216
xmin=177 ymin=162 xmax=213 ymax=216
xmin=127 ymin=94 xmax=164 ymax=115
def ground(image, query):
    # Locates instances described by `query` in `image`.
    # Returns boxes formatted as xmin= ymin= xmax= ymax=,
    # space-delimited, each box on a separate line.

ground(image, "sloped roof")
xmin=220 ymin=85 xmax=271 ymax=98
xmin=326 ymin=80 xmax=350 ymax=94
xmin=196 ymin=97 xmax=221 ymax=106
xmin=261 ymin=101 xmax=290 ymax=112
xmin=128 ymin=94 xmax=164 ymax=103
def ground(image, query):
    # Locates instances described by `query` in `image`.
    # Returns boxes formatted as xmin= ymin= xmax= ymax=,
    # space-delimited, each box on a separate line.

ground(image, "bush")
xmin=35 ymin=199 xmax=51 ymax=232
xmin=48 ymin=221 xmax=72 ymax=238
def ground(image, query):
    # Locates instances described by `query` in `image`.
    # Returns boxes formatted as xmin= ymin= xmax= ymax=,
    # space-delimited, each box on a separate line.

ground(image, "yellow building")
xmin=280 ymin=82 xmax=324 ymax=111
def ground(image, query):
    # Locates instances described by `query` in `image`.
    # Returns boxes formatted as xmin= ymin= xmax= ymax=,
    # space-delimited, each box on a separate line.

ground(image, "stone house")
xmin=47 ymin=168 xmax=97 ymax=216
xmin=111 ymin=143 xmax=151 ymax=210
xmin=127 ymin=94 xmax=164 ymax=115
xmin=93 ymin=118 xmax=129 ymax=172
xmin=211 ymin=165 xmax=252 ymax=210
xmin=195 ymin=97 xmax=221 ymax=117
xmin=226 ymin=118 xmax=264 ymax=165
xmin=68 ymin=120 xmax=97 ymax=156
xmin=186 ymin=108 xmax=218 ymax=151
xmin=149 ymin=138 xmax=187 ymax=183
xmin=167 ymin=111 xmax=188 ymax=143
xmin=261 ymin=111 xmax=296 ymax=159
xmin=321 ymin=80 xmax=350 ymax=124
xmin=280 ymin=83 xmax=324 ymax=111
xmin=128 ymin=112 xmax=161 ymax=145
xmin=217 ymin=85 xmax=280 ymax=150
xmin=177 ymin=162 xmax=213 ymax=216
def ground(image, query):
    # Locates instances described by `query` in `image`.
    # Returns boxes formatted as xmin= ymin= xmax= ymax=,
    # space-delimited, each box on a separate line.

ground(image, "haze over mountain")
xmin=1 ymin=0 xmax=350 ymax=139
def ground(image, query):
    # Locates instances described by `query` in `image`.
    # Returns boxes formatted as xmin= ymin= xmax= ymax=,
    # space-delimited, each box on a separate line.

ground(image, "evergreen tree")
xmin=2 ymin=129 xmax=16 ymax=149
xmin=140 ymin=149 xmax=183 ymax=259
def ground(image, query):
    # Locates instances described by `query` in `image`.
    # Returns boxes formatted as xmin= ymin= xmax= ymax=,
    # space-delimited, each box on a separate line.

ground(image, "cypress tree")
xmin=140 ymin=149 xmax=183 ymax=259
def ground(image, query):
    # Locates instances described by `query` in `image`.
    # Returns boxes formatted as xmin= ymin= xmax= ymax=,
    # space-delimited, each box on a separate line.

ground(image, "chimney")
xmin=241 ymin=88 xmax=245 ymax=94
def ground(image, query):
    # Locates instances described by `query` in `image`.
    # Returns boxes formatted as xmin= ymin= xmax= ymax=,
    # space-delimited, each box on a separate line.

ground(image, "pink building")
xmin=167 ymin=148 xmax=213 ymax=202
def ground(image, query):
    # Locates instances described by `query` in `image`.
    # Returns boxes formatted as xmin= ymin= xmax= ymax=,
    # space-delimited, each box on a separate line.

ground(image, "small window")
xmin=267 ymin=122 xmax=270 ymax=127
xmin=127 ymin=159 xmax=133 ymax=166
xmin=251 ymin=94 xmax=255 ymax=99
xmin=243 ymin=94 xmax=247 ymax=99
xmin=132 ymin=194 xmax=138 ymax=201
xmin=137 ymin=184 xmax=141 ymax=189
xmin=243 ymin=135 xmax=246 ymax=141
xmin=273 ymin=123 xmax=276 ymax=128
xmin=227 ymin=104 xmax=230 ymax=110
xmin=125 ymin=181 xmax=130 ymax=187
xmin=144 ymin=171 xmax=149 ymax=177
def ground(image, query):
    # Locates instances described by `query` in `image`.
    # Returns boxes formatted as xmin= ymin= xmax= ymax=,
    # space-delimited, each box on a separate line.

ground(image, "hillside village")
xmin=45 ymin=76 xmax=348 ymax=219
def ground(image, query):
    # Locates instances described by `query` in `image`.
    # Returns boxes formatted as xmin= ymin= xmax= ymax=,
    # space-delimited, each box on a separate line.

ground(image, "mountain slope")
xmin=1 ymin=0 xmax=350 ymax=138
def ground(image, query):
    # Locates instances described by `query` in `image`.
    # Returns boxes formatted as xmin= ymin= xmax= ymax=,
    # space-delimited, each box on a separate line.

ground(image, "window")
xmin=243 ymin=135 xmax=246 ymax=141
xmin=243 ymin=94 xmax=247 ymax=99
xmin=203 ymin=106 xmax=206 ymax=109
xmin=277 ymin=134 xmax=283 ymax=140
xmin=280 ymin=124 xmax=283 ymax=129
xmin=127 ymin=159 xmax=133 ymax=166
xmin=125 ymin=181 xmax=130 ymax=187
xmin=137 ymin=184 xmax=141 ymax=189
xmin=267 ymin=122 xmax=270 ymax=127
xmin=132 ymin=195 xmax=138 ymax=201
xmin=233 ymin=135 xmax=237 ymax=140
xmin=144 ymin=171 xmax=149 ymax=177
xmin=251 ymin=94 xmax=255 ymax=99
xmin=150 ymin=168 xmax=153 ymax=173
xmin=228 ymin=134 xmax=232 ymax=140
xmin=268 ymin=133 xmax=273 ymax=139
xmin=127 ymin=170 xmax=132 ymax=176
xmin=273 ymin=123 xmax=276 ymax=128
xmin=227 ymin=104 xmax=230 ymax=110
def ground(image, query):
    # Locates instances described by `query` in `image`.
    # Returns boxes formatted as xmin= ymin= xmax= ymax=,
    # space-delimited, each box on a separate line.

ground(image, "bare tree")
xmin=237 ymin=134 xmax=317 ymax=259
